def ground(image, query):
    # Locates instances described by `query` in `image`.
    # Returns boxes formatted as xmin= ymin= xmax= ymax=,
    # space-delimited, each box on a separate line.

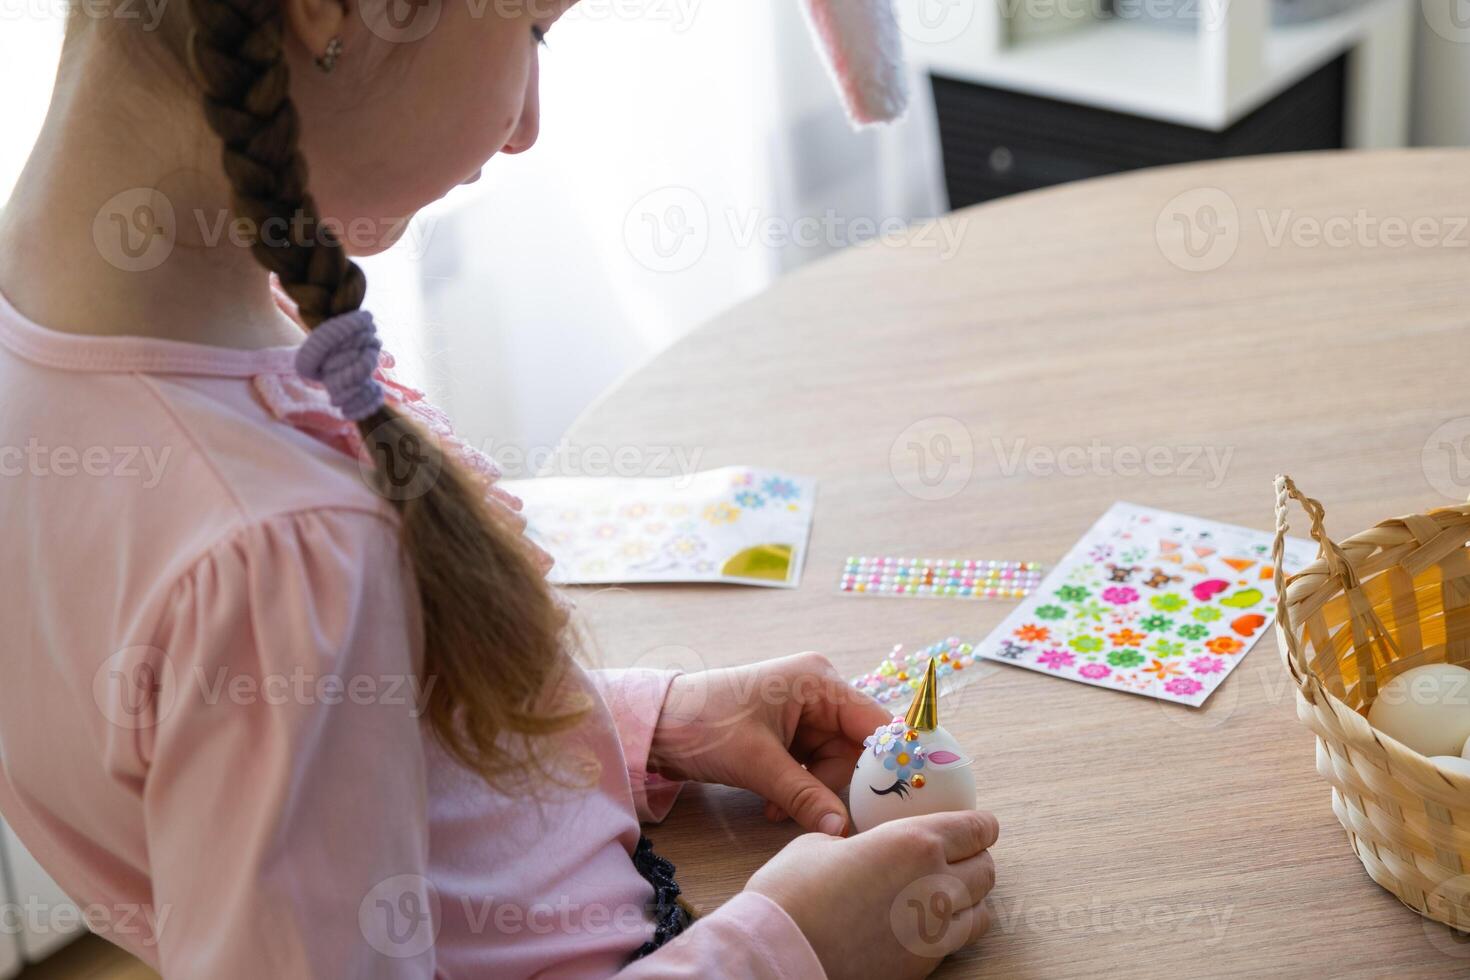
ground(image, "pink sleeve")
xmin=617 ymin=892 xmax=826 ymax=979
xmin=141 ymin=510 xmax=438 ymax=978
xmin=586 ymin=669 xmax=684 ymax=822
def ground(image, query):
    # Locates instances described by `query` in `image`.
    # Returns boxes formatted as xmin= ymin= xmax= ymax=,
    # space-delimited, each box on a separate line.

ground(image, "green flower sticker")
xmin=1068 ymin=635 xmax=1104 ymax=654
xmin=1071 ymin=600 xmax=1110 ymax=623
xmin=1139 ymin=615 xmax=1173 ymax=633
xmin=1056 ymin=585 xmax=1091 ymax=603
xmin=1150 ymin=593 xmax=1187 ymax=612
xmin=1178 ymin=623 xmax=1209 ymax=640
xmin=1107 ymin=649 xmax=1145 ymax=668
xmin=1034 ymin=604 xmax=1068 ymax=621
xmin=1191 ymin=606 xmax=1222 ymax=622
xmin=1149 ymin=639 xmax=1185 ymax=658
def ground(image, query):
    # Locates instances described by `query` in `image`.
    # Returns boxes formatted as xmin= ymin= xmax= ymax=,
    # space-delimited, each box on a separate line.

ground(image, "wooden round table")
xmin=563 ymin=149 xmax=1470 ymax=977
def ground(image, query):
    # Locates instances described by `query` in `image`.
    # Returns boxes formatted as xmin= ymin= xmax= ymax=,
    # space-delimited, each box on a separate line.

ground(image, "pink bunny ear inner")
xmin=927 ymin=750 xmax=964 ymax=766
xmin=802 ymin=0 xmax=910 ymax=126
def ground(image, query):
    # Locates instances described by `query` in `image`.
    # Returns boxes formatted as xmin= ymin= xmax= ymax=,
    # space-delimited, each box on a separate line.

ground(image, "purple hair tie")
xmin=294 ymin=309 xmax=385 ymax=422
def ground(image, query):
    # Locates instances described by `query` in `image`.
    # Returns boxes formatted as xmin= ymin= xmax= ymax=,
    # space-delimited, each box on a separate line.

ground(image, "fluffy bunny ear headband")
xmin=803 ymin=0 xmax=909 ymax=125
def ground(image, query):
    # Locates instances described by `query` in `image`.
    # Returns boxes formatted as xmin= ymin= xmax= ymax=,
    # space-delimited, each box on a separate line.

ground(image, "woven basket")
xmin=1273 ymin=476 xmax=1470 ymax=930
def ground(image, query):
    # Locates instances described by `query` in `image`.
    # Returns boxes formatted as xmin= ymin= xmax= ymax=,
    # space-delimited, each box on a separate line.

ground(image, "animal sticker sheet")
xmin=975 ymin=502 xmax=1316 ymax=706
xmin=503 ymin=467 xmax=816 ymax=587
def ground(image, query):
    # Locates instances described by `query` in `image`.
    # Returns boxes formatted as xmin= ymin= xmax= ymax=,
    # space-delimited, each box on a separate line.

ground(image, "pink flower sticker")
xmin=1102 ymin=586 xmax=1139 ymax=605
xmin=1164 ymin=677 xmax=1204 ymax=696
xmin=1188 ymin=656 xmax=1225 ymax=675
xmin=1037 ymin=649 xmax=1075 ymax=671
xmin=1078 ymin=663 xmax=1111 ymax=680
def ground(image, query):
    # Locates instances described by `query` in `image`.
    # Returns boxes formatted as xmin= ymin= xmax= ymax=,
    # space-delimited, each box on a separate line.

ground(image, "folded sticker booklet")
xmin=975 ymin=502 xmax=1317 ymax=707
xmin=503 ymin=467 xmax=816 ymax=587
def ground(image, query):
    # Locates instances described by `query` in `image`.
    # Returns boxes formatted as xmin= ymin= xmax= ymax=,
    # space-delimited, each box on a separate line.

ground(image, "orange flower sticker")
xmin=1143 ymin=659 xmax=1182 ymax=680
xmin=1205 ymin=636 xmax=1245 ymax=656
xmin=1108 ymin=628 xmax=1146 ymax=648
xmin=1015 ymin=624 xmax=1051 ymax=643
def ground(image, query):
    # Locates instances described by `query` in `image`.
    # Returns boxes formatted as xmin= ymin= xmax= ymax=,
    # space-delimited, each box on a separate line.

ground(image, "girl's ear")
xmin=280 ymin=0 xmax=348 ymax=62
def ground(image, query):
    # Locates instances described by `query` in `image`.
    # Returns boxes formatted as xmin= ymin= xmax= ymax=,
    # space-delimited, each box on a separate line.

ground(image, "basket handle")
xmin=1273 ymin=475 xmax=1330 ymax=679
xmin=1274 ymin=475 xmax=1401 ymax=696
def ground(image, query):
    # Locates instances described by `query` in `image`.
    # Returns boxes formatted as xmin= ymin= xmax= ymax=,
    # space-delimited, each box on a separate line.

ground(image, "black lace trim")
xmin=629 ymin=835 xmax=690 ymax=960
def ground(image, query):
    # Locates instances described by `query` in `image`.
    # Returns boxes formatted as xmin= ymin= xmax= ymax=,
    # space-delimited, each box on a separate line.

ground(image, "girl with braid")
xmin=0 ymin=0 xmax=999 ymax=977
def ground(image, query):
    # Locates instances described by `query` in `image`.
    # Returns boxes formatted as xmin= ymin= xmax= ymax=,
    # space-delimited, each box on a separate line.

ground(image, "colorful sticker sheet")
xmin=841 ymin=557 xmax=1044 ymax=600
xmin=853 ymin=637 xmax=983 ymax=708
xmin=973 ymin=502 xmax=1316 ymax=707
xmin=503 ymin=466 xmax=816 ymax=587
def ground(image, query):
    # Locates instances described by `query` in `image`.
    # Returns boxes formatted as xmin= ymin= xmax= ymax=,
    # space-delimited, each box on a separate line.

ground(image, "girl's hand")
xmin=648 ymin=653 xmax=893 ymax=836
xmin=747 ymin=810 xmax=999 ymax=979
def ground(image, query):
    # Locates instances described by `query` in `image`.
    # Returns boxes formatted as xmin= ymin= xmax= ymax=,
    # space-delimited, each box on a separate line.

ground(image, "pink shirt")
xmin=0 ymin=289 xmax=823 ymax=979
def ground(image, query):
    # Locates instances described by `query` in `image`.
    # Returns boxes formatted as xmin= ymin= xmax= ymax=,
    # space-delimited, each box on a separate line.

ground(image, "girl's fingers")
xmin=948 ymin=850 xmax=996 ymax=908
xmin=749 ymin=754 xmax=848 ymax=836
xmin=806 ymin=674 xmax=893 ymax=747
xmin=807 ymin=751 xmax=858 ymax=796
xmin=952 ymin=901 xmax=994 ymax=952
xmin=901 ymin=809 xmax=1000 ymax=862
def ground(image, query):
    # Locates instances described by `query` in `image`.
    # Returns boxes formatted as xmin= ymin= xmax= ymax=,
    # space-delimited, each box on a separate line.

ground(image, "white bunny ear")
xmin=801 ymin=0 xmax=909 ymax=126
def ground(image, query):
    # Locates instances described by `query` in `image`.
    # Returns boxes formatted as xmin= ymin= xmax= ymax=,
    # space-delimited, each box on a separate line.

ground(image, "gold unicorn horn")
xmin=904 ymin=657 xmax=939 ymax=732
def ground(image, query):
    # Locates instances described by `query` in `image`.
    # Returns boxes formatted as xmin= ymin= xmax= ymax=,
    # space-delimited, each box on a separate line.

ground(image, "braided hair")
xmin=183 ymin=0 xmax=586 ymax=781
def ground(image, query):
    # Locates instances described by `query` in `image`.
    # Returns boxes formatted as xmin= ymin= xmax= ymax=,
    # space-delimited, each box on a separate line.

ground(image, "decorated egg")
xmin=850 ymin=657 xmax=977 ymax=833
xmin=1366 ymin=663 xmax=1470 ymax=758
xmin=1431 ymin=755 xmax=1470 ymax=778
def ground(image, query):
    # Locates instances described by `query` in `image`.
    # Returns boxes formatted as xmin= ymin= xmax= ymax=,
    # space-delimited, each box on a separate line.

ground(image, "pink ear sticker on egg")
xmin=927 ymin=750 xmax=966 ymax=767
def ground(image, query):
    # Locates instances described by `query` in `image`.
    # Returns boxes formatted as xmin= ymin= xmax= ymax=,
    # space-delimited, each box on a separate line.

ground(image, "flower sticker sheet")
xmin=503 ymin=467 xmax=816 ymax=587
xmin=975 ymin=502 xmax=1316 ymax=706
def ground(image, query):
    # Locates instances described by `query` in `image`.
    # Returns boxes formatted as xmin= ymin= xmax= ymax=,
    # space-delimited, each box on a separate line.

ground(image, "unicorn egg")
xmin=850 ymin=657 xmax=976 ymax=833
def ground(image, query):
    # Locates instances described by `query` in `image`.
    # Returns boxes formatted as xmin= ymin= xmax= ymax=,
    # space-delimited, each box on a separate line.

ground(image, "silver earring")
xmin=316 ymin=37 xmax=343 ymax=73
